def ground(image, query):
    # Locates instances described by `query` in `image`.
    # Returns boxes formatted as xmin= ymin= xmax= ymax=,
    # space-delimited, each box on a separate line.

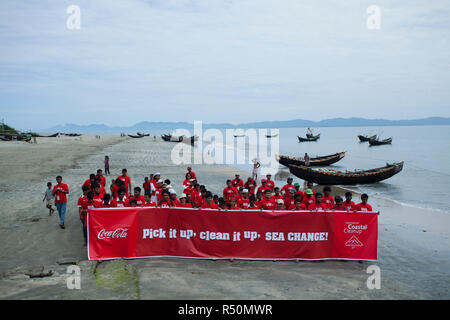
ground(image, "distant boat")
xmin=137 ymin=132 xmax=150 ymax=137
xmin=369 ymin=137 xmax=392 ymax=146
xmin=233 ymin=134 xmax=245 ymax=138
xmin=298 ymin=134 xmax=320 ymax=142
xmin=357 ymin=134 xmax=377 ymax=142
xmin=266 ymin=134 xmax=278 ymax=138
xmin=288 ymin=162 xmax=404 ymax=185
xmin=276 ymin=151 xmax=346 ymax=167
xmin=128 ymin=134 xmax=145 ymax=138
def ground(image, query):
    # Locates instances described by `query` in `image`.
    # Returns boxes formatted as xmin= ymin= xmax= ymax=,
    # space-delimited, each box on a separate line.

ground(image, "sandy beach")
xmin=0 ymin=135 xmax=449 ymax=299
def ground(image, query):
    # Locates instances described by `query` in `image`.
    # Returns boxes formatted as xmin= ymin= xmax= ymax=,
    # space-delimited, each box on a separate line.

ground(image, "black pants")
xmin=105 ymin=167 xmax=110 ymax=175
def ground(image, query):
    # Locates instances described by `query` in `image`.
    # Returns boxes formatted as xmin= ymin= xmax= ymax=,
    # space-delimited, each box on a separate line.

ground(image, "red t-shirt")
xmin=158 ymin=199 xmax=174 ymax=208
xmin=265 ymin=180 xmax=275 ymax=191
xmin=99 ymin=203 xmax=112 ymax=208
xmin=271 ymin=194 xmax=284 ymax=201
xmin=333 ymin=204 xmax=346 ymax=211
xmin=177 ymin=202 xmax=193 ymax=208
xmin=322 ymin=195 xmax=335 ymax=210
xmin=143 ymin=181 xmax=151 ymax=191
xmin=302 ymin=195 xmax=315 ymax=206
xmin=111 ymin=197 xmax=129 ymax=208
xmin=281 ymin=184 xmax=295 ymax=195
xmin=232 ymin=178 xmax=244 ymax=189
xmin=201 ymin=202 xmax=218 ymax=209
xmin=53 ymin=183 xmax=69 ymax=204
xmin=223 ymin=186 xmax=238 ymax=203
xmin=81 ymin=201 xmax=96 ymax=223
xmin=96 ymin=175 xmax=106 ymax=187
xmin=289 ymin=203 xmax=307 ymax=210
xmin=284 ymin=197 xmax=295 ymax=209
xmin=144 ymin=202 xmax=156 ymax=207
xmin=355 ymin=203 xmax=373 ymax=212
xmin=186 ymin=171 xmax=197 ymax=180
xmin=116 ymin=175 xmax=131 ymax=193
xmin=77 ymin=195 xmax=87 ymax=208
xmin=93 ymin=193 xmax=104 ymax=206
xmin=111 ymin=184 xmax=119 ymax=198
xmin=129 ymin=195 xmax=146 ymax=206
xmin=244 ymin=180 xmax=257 ymax=195
xmin=343 ymin=201 xmax=356 ymax=211
xmin=257 ymin=186 xmax=270 ymax=195
xmin=238 ymin=198 xmax=250 ymax=209
xmin=308 ymin=202 xmax=328 ymax=211
xmin=259 ymin=198 xmax=277 ymax=210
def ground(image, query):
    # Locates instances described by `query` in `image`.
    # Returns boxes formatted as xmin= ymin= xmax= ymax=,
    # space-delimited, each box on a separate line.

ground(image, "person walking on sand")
xmin=43 ymin=182 xmax=55 ymax=216
xmin=52 ymin=175 xmax=69 ymax=229
xmin=104 ymin=156 xmax=110 ymax=175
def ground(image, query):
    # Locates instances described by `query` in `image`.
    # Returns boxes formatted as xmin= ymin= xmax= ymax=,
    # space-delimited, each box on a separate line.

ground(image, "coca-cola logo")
xmin=98 ymin=228 xmax=128 ymax=240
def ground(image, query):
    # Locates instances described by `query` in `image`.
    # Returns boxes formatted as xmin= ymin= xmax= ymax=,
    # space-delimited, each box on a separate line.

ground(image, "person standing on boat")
xmin=251 ymin=159 xmax=260 ymax=180
xmin=304 ymin=153 xmax=310 ymax=167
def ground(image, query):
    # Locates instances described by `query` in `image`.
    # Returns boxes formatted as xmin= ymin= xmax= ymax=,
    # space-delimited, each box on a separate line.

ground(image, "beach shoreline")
xmin=0 ymin=135 xmax=449 ymax=299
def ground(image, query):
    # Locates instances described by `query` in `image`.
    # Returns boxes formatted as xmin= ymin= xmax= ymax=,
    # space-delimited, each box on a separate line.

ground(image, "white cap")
xmin=154 ymin=172 xmax=161 ymax=176
xmin=242 ymin=189 xmax=248 ymax=193
xmin=180 ymin=193 xmax=187 ymax=198
xmin=276 ymin=199 xmax=284 ymax=204
xmin=169 ymin=189 xmax=176 ymax=194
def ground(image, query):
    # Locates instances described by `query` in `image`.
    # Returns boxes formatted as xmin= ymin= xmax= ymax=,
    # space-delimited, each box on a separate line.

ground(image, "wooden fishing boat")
xmin=276 ymin=151 xmax=346 ymax=167
xmin=128 ymin=134 xmax=145 ymax=138
xmin=369 ymin=137 xmax=392 ymax=146
xmin=358 ymin=134 xmax=377 ymax=142
xmin=298 ymin=134 xmax=320 ymax=142
xmin=288 ymin=161 xmax=404 ymax=185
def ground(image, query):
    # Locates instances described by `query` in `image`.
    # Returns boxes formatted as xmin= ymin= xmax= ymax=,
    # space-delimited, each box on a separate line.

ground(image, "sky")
xmin=0 ymin=0 xmax=449 ymax=130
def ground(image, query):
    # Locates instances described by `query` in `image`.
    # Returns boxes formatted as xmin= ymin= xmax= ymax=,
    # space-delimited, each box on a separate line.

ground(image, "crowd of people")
xmin=43 ymin=165 xmax=374 ymax=245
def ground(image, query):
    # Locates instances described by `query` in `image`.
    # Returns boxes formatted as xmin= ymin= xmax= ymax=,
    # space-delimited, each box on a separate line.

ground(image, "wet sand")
xmin=0 ymin=136 xmax=449 ymax=299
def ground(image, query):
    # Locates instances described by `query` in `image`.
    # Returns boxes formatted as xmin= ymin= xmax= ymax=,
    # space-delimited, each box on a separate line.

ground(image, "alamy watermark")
xmin=66 ymin=265 xmax=81 ymax=290
xmin=366 ymin=265 xmax=381 ymax=289
xmin=170 ymin=121 xmax=279 ymax=176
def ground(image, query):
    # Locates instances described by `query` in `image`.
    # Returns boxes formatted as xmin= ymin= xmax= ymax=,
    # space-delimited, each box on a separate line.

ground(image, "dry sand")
xmin=0 ymin=135 xmax=449 ymax=299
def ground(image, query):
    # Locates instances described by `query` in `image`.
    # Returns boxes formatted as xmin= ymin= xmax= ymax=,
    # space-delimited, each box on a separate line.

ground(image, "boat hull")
xmin=277 ymin=152 xmax=346 ymax=167
xmin=288 ymin=162 xmax=404 ymax=185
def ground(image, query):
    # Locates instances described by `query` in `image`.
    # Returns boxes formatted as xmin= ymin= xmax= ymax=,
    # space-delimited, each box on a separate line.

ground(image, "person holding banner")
xmin=177 ymin=194 xmax=192 ymax=208
xmin=259 ymin=189 xmax=277 ymax=210
xmin=201 ymin=192 xmax=218 ymax=209
xmin=355 ymin=194 xmax=373 ymax=212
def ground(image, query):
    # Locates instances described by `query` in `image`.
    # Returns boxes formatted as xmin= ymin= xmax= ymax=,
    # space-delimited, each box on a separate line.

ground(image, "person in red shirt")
xmin=321 ymin=186 xmax=335 ymax=210
xmin=223 ymin=180 xmax=238 ymax=203
xmin=271 ymin=187 xmax=284 ymax=202
xmin=80 ymin=191 xmax=96 ymax=245
xmin=244 ymin=177 xmax=257 ymax=195
xmin=143 ymin=177 xmax=151 ymax=202
xmin=111 ymin=188 xmax=129 ymax=207
xmin=302 ymin=189 xmax=315 ymax=207
xmin=284 ymin=189 xmax=296 ymax=209
xmin=52 ymin=175 xmax=69 ymax=229
xmin=290 ymin=199 xmax=307 ymax=211
xmin=77 ymin=185 xmax=90 ymax=216
xmin=99 ymin=193 xmax=112 ymax=208
xmin=259 ymin=189 xmax=277 ymax=210
xmin=247 ymin=195 xmax=260 ymax=210
xmin=308 ymin=193 xmax=328 ymax=211
xmin=306 ymin=182 xmax=316 ymax=195
xmin=201 ymin=192 xmax=218 ymax=209
xmin=294 ymin=183 xmax=304 ymax=199
xmin=276 ymin=199 xmax=285 ymax=210
xmin=186 ymin=167 xmax=197 ymax=180
xmin=355 ymin=194 xmax=373 ymax=212
xmin=281 ymin=177 xmax=295 ymax=196
xmin=255 ymin=191 xmax=263 ymax=207
xmin=238 ymin=189 xmax=250 ymax=209
xmin=169 ymin=189 xmax=181 ymax=207
xmin=257 ymin=180 xmax=270 ymax=195
xmin=232 ymin=174 xmax=244 ymax=189
xmin=333 ymin=196 xmax=345 ymax=211
xmin=116 ymin=168 xmax=132 ymax=196
xmin=82 ymin=174 xmax=96 ymax=190
xmin=228 ymin=197 xmax=240 ymax=210
xmin=343 ymin=192 xmax=356 ymax=211
xmin=92 ymin=184 xmax=104 ymax=206
xmin=218 ymin=198 xmax=227 ymax=210
xmin=158 ymin=190 xmax=174 ymax=208
xmin=183 ymin=174 xmax=192 ymax=190
xmin=129 ymin=187 xmax=146 ymax=206
xmin=265 ymin=174 xmax=275 ymax=191
xmin=96 ymin=169 xmax=106 ymax=187
xmin=177 ymin=193 xmax=193 ymax=208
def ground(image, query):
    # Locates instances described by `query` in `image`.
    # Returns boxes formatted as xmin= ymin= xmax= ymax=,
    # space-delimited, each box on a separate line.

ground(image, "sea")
xmin=190 ymin=125 xmax=450 ymax=213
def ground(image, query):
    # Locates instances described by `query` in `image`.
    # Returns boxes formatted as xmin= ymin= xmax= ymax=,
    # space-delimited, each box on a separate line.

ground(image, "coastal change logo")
xmin=97 ymin=228 xmax=128 ymax=240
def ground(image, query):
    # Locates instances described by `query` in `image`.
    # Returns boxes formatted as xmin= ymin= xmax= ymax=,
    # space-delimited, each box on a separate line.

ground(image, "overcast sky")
xmin=1 ymin=0 xmax=449 ymax=130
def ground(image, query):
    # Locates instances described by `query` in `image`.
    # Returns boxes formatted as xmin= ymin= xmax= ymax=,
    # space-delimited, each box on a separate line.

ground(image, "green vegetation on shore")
xmin=0 ymin=123 xmax=18 ymax=134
